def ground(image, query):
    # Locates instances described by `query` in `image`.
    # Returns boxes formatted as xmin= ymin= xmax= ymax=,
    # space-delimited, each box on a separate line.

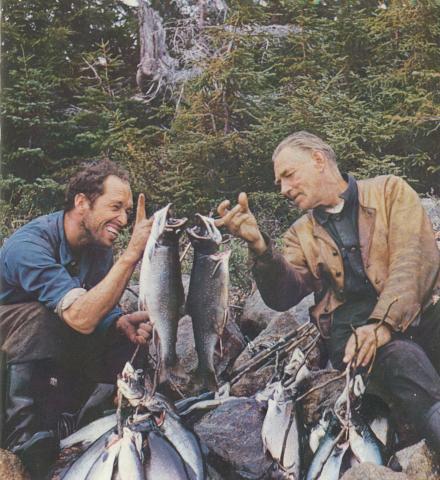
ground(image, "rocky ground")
xmin=2 ymin=197 xmax=440 ymax=479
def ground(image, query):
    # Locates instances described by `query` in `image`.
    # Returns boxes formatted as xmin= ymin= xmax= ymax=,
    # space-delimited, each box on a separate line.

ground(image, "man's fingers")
xmin=362 ymin=344 xmax=377 ymax=367
xmin=343 ymin=335 xmax=355 ymax=364
xmin=238 ymin=192 xmax=249 ymax=212
xmin=217 ymin=199 xmax=231 ymax=218
xmin=135 ymin=193 xmax=146 ymax=224
xmin=129 ymin=311 xmax=150 ymax=323
xmin=137 ymin=322 xmax=153 ymax=336
xmin=356 ymin=339 xmax=372 ymax=367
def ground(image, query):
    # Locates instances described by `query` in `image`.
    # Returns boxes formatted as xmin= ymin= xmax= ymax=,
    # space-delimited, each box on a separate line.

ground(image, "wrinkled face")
xmin=273 ymin=146 xmax=326 ymax=210
xmin=81 ymin=175 xmax=133 ymax=247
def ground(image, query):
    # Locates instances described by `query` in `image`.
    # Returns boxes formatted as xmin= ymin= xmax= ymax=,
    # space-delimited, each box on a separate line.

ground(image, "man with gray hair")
xmin=217 ymin=131 xmax=440 ymax=453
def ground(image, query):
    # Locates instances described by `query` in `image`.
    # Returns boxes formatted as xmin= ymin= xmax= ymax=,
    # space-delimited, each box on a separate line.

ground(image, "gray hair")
xmin=272 ymin=131 xmax=337 ymax=164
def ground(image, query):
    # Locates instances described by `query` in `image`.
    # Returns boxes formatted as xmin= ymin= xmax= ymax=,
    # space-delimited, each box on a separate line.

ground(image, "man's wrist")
xmin=249 ymin=236 xmax=267 ymax=256
xmin=119 ymin=250 xmax=140 ymax=267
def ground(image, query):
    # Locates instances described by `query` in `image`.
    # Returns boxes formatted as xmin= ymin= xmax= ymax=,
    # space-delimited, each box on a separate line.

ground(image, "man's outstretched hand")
xmin=216 ymin=192 xmax=267 ymax=255
xmin=116 ymin=311 xmax=153 ymax=345
xmin=343 ymin=323 xmax=392 ymax=367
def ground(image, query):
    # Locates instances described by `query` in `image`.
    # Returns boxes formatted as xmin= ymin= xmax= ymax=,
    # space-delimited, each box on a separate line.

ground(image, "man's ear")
xmin=74 ymin=193 xmax=90 ymax=213
xmin=311 ymin=150 xmax=327 ymax=172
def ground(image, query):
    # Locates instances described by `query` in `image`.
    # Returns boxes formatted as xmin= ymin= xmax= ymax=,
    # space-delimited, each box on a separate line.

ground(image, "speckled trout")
xmin=186 ymin=214 xmax=230 ymax=391
xmin=138 ymin=204 xmax=187 ymax=381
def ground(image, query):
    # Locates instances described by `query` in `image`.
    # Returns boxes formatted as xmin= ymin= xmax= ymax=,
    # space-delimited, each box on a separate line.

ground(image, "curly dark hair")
xmin=64 ymin=158 xmax=130 ymax=211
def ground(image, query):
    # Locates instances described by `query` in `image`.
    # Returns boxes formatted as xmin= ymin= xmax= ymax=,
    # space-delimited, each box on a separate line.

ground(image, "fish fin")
xmin=211 ymin=258 xmax=222 ymax=278
xmin=194 ymin=368 xmax=218 ymax=392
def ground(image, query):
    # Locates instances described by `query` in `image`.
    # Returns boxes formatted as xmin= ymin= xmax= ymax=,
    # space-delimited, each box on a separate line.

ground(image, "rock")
xmin=119 ymin=284 xmax=140 ymax=313
xmin=340 ymin=463 xmax=408 ymax=480
xmin=395 ymin=440 xmax=440 ymax=480
xmin=300 ymin=369 xmax=345 ymax=426
xmin=422 ymin=197 xmax=440 ymax=231
xmin=230 ymin=316 xmax=320 ymax=397
xmin=239 ymin=290 xmax=314 ymax=339
xmin=0 ymin=449 xmax=30 ymax=480
xmin=152 ymin=313 xmax=245 ymax=397
xmin=194 ymin=398 xmax=272 ymax=480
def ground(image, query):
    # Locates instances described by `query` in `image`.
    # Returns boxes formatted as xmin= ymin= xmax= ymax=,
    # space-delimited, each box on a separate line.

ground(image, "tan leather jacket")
xmin=280 ymin=175 xmax=440 ymax=336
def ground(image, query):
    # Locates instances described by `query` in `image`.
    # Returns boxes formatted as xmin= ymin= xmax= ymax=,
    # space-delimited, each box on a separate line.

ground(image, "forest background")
xmin=2 ymin=0 xmax=440 ymax=291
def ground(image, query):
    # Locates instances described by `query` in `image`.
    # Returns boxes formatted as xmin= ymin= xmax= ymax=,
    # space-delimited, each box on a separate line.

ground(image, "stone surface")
xmin=340 ymin=463 xmax=408 ymax=480
xmin=395 ymin=440 xmax=440 ymax=480
xmin=239 ymin=290 xmax=314 ymax=339
xmin=422 ymin=197 xmax=440 ymax=231
xmin=300 ymin=369 xmax=345 ymax=426
xmin=194 ymin=398 xmax=272 ymax=480
xmin=0 ymin=449 xmax=30 ymax=480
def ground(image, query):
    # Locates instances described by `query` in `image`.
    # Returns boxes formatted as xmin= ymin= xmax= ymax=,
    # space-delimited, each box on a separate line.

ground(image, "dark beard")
xmin=78 ymin=218 xmax=102 ymax=247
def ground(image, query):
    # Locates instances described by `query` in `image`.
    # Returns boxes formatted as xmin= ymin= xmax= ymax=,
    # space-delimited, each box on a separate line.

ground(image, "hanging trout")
xmin=138 ymin=204 xmax=187 ymax=381
xmin=186 ymin=214 xmax=230 ymax=391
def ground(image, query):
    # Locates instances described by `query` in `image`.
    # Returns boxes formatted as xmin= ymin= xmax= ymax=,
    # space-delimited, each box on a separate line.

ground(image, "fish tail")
xmin=194 ymin=367 xmax=218 ymax=392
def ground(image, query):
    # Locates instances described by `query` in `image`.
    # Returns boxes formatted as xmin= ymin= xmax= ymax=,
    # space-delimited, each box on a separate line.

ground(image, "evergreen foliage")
xmin=2 ymin=1 xmax=440 ymax=273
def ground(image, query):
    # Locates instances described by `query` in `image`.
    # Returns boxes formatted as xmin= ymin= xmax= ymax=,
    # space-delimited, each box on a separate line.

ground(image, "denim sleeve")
xmin=96 ymin=305 xmax=123 ymax=333
xmin=3 ymin=240 xmax=81 ymax=311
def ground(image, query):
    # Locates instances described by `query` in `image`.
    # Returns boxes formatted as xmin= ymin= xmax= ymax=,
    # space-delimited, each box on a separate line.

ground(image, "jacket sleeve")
xmin=251 ymin=229 xmax=316 ymax=312
xmin=369 ymin=176 xmax=440 ymax=331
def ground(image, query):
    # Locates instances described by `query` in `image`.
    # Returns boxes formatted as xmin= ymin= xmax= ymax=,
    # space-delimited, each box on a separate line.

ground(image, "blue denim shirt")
xmin=0 ymin=211 xmax=122 ymax=331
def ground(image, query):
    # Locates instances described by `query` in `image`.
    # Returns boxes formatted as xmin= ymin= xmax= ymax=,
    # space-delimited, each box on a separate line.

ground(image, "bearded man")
xmin=218 ymin=131 xmax=440 ymax=454
xmin=0 ymin=159 xmax=152 ymax=474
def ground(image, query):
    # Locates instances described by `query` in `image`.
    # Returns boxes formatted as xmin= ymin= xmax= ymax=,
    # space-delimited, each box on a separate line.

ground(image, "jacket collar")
xmin=55 ymin=211 xmax=75 ymax=266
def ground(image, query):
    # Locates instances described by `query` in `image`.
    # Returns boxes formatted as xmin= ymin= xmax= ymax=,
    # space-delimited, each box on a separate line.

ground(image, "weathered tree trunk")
xmin=136 ymin=5 xmax=177 ymax=90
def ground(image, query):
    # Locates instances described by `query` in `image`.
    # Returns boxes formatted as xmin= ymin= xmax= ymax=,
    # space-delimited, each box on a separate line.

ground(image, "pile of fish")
xmin=305 ymin=374 xmax=393 ymax=480
xmin=59 ymin=362 xmax=206 ymax=479
xmin=256 ymin=347 xmax=395 ymax=480
xmin=138 ymin=204 xmax=230 ymax=390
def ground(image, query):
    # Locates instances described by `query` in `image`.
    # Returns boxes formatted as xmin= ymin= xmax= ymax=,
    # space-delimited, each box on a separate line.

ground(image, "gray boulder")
xmin=194 ymin=398 xmax=272 ymax=480
xmin=422 ymin=196 xmax=440 ymax=231
xmin=239 ymin=289 xmax=314 ymax=338
xmin=340 ymin=463 xmax=408 ymax=480
xmin=395 ymin=440 xmax=439 ymax=480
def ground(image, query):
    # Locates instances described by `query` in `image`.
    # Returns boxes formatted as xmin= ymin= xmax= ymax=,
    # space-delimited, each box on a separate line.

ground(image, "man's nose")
xmin=119 ymin=210 xmax=128 ymax=226
xmin=280 ymin=180 xmax=291 ymax=197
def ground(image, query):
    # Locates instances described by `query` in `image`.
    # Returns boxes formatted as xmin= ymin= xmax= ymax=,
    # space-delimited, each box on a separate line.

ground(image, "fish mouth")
xmin=187 ymin=214 xmax=222 ymax=244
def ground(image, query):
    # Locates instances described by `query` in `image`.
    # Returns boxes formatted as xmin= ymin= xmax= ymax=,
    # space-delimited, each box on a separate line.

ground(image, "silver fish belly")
xmin=144 ymin=429 xmax=191 ymax=479
xmin=160 ymin=409 xmax=206 ymax=480
xmin=261 ymin=382 xmax=300 ymax=479
xmin=118 ymin=428 xmax=144 ymax=480
xmin=85 ymin=437 xmax=121 ymax=480
xmin=349 ymin=412 xmax=384 ymax=465
xmin=62 ymin=430 xmax=116 ymax=480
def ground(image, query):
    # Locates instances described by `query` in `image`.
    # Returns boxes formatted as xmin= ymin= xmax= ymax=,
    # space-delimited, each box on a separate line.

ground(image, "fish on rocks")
xmin=85 ymin=437 xmax=121 ymax=480
xmin=348 ymin=411 xmax=384 ymax=465
xmin=61 ymin=429 xmax=118 ymax=479
xmin=138 ymin=203 xmax=187 ymax=382
xmin=186 ymin=214 xmax=230 ymax=391
xmin=306 ymin=412 xmax=343 ymax=480
xmin=160 ymin=408 xmax=206 ymax=479
xmin=144 ymin=429 xmax=192 ymax=480
xmin=118 ymin=427 xmax=144 ymax=480
xmin=261 ymin=382 xmax=301 ymax=479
